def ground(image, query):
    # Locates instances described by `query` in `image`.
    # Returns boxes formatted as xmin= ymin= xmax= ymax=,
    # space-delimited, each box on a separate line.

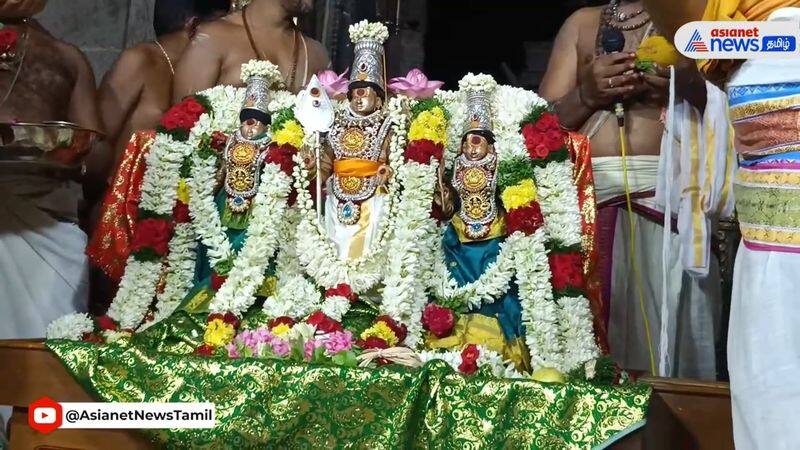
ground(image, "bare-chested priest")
xmin=98 ymin=0 xmax=228 ymax=166
xmin=86 ymin=0 xmax=229 ymax=313
xmin=0 ymin=0 xmax=102 ymax=340
xmin=172 ymin=0 xmax=330 ymax=99
xmin=540 ymin=0 xmax=720 ymax=380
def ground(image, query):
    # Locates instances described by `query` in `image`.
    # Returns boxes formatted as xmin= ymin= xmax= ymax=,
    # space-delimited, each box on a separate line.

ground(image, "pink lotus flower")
xmin=271 ymin=338 xmax=291 ymax=357
xmin=388 ymin=68 xmax=444 ymax=99
xmin=323 ymin=330 xmax=354 ymax=355
xmin=317 ymin=69 xmax=349 ymax=99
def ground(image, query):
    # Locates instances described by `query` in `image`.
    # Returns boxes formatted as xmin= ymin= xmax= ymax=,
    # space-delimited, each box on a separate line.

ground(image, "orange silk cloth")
xmin=567 ymin=132 xmax=609 ymax=354
xmin=86 ymin=130 xmax=155 ymax=281
xmin=699 ymin=0 xmax=800 ymax=81
xmin=333 ymin=159 xmax=382 ymax=177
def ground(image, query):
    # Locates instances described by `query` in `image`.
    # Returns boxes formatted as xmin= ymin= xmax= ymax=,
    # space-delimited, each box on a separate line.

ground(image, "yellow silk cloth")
xmin=699 ymin=0 xmax=800 ymax=81
xmin=333 ymin=159 xmax=382 ymax=177
xmin=426 ymin=314 xmax=532 ymax=373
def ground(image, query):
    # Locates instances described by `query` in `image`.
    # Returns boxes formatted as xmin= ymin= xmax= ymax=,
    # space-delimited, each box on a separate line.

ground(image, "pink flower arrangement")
xmin=388 ymin=68 xmax=444 ymax=99
xmin=304 ymin=339 xmax=323 ymax=361
xmin=323 ymin=330 xmax=354 ymax=355
xmin=317 ymin=69 xmax=349 ymax=99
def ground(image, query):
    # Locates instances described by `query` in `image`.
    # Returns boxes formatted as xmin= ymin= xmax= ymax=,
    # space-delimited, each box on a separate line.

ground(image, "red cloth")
xmin=566 ymin=131 xmax=609 ymax=354
xmin=86 ymin=131 xmax=155 ymax=281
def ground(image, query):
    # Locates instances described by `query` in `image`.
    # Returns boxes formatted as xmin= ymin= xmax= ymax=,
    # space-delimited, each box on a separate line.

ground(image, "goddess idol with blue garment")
xmin=427 ymin=79 xmax=530 ymax=372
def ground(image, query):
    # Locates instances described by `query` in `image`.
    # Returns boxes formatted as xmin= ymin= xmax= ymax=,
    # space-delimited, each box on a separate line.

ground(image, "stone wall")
xmin=37 ymin=0 xmax=156 ymax=82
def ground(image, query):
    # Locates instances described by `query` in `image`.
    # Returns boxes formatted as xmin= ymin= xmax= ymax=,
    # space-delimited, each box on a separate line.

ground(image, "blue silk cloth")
xmin=180 ymin=191 xmax=267 ymax=313
xmin=442 ymin=225 xmax=524 ymax=340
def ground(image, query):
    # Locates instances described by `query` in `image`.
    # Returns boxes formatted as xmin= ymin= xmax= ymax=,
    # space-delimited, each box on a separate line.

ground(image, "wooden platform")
xmin=0 ymin=339 xmax=734 ymax=449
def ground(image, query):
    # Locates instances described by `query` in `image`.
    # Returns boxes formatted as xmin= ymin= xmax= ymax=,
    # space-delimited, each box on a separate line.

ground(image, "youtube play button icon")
xmin=28 ymin=396 xmax=63 ymax=434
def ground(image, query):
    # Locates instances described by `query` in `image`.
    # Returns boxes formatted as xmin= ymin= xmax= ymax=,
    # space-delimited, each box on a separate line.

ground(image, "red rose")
xmin=194 ymin=344 xmax=216 ymax=357
xmin=376 ymin=315 xmax=408 ymax=345
xmin=160 ymin=115 xmax=179 ymax=130
xmin=184 ymin=98 xmax=206 ymax=115
xmin=269 ymin=316 xmax=296 ymax=329
xmin=405 ymin=139 xmax=444 ymax=165
xmin=0 ymin=28 xmax=19 ymax=52
xmin=461 ymin=344 xmax=481 ymax=364
xmin=222 ymin=312 xmax=240 ymax=328
xmin=506 ymin=203 xmax=545 ymax=235
xmin=535 ymin=112 xmax=559 ymax=132
xmin=422 ymin=303 xmax=455 ymax=338
xmin=325 ymin=283 xmax=358 ymax=302
xmin=458 ymin=360 xmax=479 ymax=375
xmin=207 ymin=312 xmax=224 ymax=323
xmin=265 ymin=143 xmax=298 ymax=176
xmin=306 ymin=311 xmax=343 ymax=334
xmin=210 ymin=272 xmax=227 ymax=291
xmin=173 ymin=201 xmax=190 ymax=223
xmin=131 ymin=218 xmax=172 ymax=256
xmin=210 ymin=131 xmax=228 ymax=152
xmin=358 ymin=337 xmax=389 ymax=350
xmin=544 ymin=129 xmax=566 ymax=151
xmin=549 ymin=252 xmax=585 ymax=290
xmin=96 ymin=315 xmax=118 ymax=331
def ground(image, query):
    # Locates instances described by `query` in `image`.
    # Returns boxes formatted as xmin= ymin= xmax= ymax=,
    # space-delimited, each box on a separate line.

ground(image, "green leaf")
xmin=634 ymin=59 xmax=657 ymax=74
xmin=497 ymin=157 xmax=536 ymax=193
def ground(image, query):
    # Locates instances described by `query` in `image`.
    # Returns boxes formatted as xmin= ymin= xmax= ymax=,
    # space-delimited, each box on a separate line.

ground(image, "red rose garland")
xmin=422 ymin=303 xmax=455 ymax=338
xmin=522 ymin=112 xmax=567 ymax=161
xmin=306 ymin=311 xmax=343 ymax=334
xmin=549 ymin=252 xmax=585 ymax=291
xmin=130 ymin=218 xmax=173 ymax=259
xmin=0 ymin=27 xmax=19 ymax=56
xmin=506 ymin=203 xmax=545 ymax=236
xmin=325 ymin=283 xmax=359 ymax=303
xmin=458 ymin=344 xmax=481 ymax=375
xmin=405 ymin=139 xmax=444 ymax=165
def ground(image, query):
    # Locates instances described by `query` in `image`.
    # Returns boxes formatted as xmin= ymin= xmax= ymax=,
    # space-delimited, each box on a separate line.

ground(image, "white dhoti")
xmin=325 ymin=191 xmax=389 ymax=260
xmin=594 ymin=156 xmax=721 ymax=379
xmin=0 ymin=175 xmax=88 ymax=340
xmin=724 ymin=8 xmax=800 ymax=448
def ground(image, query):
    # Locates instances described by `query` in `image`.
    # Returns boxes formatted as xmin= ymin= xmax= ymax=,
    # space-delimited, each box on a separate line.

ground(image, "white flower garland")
xmin=558 ymin=296 xmax=600 ymax=373
xmin=380 ymin=161 xmax=439 ymax=347
xmin=264 ymin=274 xmax=322 ymax=319
xmin=516 ymin=228 xmax=562 ymax=371
xmin=458 ymin=73 xmax=498 ymax=93
xmin=434 ymin=89 xmax=466 ymax=169
xmin=140 ymin=222 xmax=198 ymax=330
xmin=417 ymin=346 xmax=524 ymax=379
xmin=427 ymin=231 xmax=522 ymax=310
xmin=207 ymin=164 xmax=292 ymax=316
xmin=240 ymin=59 xmax=284 ymax=87
xmin=533 ymin=161 xmax=583 ymax=247
xmin=349 ymin=20 xmax=389 ymax=44
xmin=104 ymin=133 xmax=194 ymax=330
xmin=321 ymin=296 xmax=351 ymax=322
xmin=46 ymin=313 xmax=94 ymax=341
xmin=291 ymin=96 xmax=408 ymax=294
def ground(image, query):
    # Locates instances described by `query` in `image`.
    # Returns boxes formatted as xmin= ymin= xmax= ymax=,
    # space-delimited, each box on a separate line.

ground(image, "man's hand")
xmin=641 ymin=65 xmax=670 ymax=106
xmin=0 ymin=0 xmax=46 ymax=18
xmin=579 ymin=52 xmax=642 ymax=110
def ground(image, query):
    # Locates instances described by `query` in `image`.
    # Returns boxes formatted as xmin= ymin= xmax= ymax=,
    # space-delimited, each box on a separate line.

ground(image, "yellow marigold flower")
xmin=274 ymin=120 xmax=305 ymax=148
xmin=636 ymin=36 xmax=679 ymax=68
xmin=176 ymin=179 xmax=190 ymax=204
xmin=204 ymin=319 xmax=236 ymax=347
xmin=360 ymin=321 xmax=399 ymax=347
xmin=408 ymin=107 xmax=447 ymax=146
xmin=271 ymin=323 xmax=292 ymax=337
xmin=501 ymin=179 xmax=537 ymax=211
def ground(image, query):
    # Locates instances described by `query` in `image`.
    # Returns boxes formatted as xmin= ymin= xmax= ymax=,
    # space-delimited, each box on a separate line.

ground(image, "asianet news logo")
xmin=676 ymin=21 xmax=800 ymax=59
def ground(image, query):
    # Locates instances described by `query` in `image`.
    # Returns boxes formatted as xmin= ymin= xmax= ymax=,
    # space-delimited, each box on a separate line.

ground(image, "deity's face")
xmin=281 ymin=0 xmax=313 ymax=16
xmin=240 ymin=118 xmax=268 ymax=140
xmin=349 ymin=86 xmax=382 ymax=115
xmin=461 ymin=133 xmax=493 ymax=161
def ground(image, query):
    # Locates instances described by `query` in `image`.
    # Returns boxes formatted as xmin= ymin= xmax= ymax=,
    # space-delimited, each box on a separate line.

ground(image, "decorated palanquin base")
xmin=47 ymin=335 xmax=649 ymax=449
xmin=45 ymin=36 xmax=651 ymax=447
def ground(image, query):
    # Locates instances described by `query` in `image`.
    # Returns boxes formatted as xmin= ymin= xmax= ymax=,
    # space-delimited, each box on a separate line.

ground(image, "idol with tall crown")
xmin=426 ymin=75 xmax=529 ymax=371
xmin=314 ymin=20 xmax=393 ymax=259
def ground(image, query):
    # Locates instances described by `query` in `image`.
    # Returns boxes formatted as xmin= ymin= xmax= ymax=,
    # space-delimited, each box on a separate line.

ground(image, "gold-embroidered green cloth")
xmin=47 ymin=340 xmax=650 ymax=449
